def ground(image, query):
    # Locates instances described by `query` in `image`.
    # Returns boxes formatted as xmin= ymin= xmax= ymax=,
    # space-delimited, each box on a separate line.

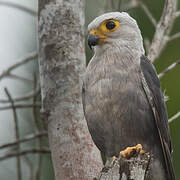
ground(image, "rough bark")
xmin=97 ymin=153 xmax=151 ymax=180
xmin=38 ymin=0 xmax=103 ymax=179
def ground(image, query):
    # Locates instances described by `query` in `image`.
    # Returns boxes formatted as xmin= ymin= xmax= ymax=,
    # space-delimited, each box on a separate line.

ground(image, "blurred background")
xmin=0 ymin=0 xmax=179 ymax=179
xmin=0 ymin=0 xmax=53 ymax=180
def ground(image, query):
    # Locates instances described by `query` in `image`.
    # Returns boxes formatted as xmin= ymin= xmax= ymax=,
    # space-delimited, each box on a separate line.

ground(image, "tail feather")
xmin=163 ymin=141 xmax=175 ymax=180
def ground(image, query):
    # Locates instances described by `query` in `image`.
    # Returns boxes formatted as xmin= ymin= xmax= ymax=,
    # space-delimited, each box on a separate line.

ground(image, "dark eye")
xmin=106 ymin=21 xmax=116 ymax=30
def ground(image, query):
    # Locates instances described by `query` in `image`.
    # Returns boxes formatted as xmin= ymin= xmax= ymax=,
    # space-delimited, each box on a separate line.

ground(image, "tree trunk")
xmin=38 ymin=0 xmax=103 ymax=179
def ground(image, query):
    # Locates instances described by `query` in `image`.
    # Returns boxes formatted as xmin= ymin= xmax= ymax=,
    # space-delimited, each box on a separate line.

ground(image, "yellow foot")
xmin=120 ymin=144 xmax=145 ymax=159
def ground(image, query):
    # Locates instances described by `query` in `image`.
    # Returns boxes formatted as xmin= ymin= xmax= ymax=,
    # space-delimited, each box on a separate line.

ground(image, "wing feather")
xmin=140 ymin=55 xmax=175 ymax=180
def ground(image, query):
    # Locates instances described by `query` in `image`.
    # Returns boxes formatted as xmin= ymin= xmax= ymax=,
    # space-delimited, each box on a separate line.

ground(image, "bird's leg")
xmin=120 ymin=144 xmax=145 ymax=159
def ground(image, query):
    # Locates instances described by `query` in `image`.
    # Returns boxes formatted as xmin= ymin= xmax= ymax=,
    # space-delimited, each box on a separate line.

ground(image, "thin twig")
xmin=0 ymin=132 xmax=47 ymax=149
xmin=0 ymin=1 xmax=37 ymax=16
xmin=32 ymin=75 xmax=41 ymax=131
xmin=0 ymin=52 xmax=38 ymax=81
xmin=32 ymin=74 xmax=42 ymax=180
xmin=158 ymin=60 xmax=180 ymax=79
xmin=168 ymin=32 xmax=180 ymax=41
xmin=137 ymin=0 xmax=157 ymax=27
xmin=169 ymin=111 xmax=180 ymax=123
xmin=0 ymin=86 xmax=40 ymax=103
xmin=0 ymin=149 xmax=50 ymax=161
xmin=0 ymin=103 xmax=41 ymax=110
xmin=175 ymin=11 xmax=180 ymax=18
xmin=5 ymin=74 xmax=33 ymax=83
xmin=4 ymin=88 xmax=22 ymax=180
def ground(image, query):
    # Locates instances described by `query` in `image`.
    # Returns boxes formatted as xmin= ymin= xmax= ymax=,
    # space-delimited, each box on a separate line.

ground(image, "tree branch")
xmin=168 ymin=32 xmax=180 ymax=41
xmin=137 ymin=0 xmax=157 ymax=27
xmin=0 ymin=148 xmax=50 ymax=161
xmin=0 ymin=52 xmax=37 ymax=81
xmin=0 ymin=1 xmax=37 ymax=16
xmin=0 ymin=103 xmax=41 ymax=111
xmin=148 ymin=0 xmax=177 ymax=62
xmin=158 ymin=60 xmax=180 ymax=79
xmin=175 ymin=11 xmax=180 ymax=18
xmin=0 ymin=86 xmax=40 ymax=103
xmin=97 ymin=153 xmax=151 ymax=180
xmin=4 ymin=88 xmax=22 ymax=180
xmin=169 ymin=111 xmax=180 ymax=123
xmin=0 ymin=132 xmax=47 ymax=150
xmin=32 ymin=74 xmax=42 ymax=180
xmin=5 ymin=73 xmax=33 ymax=83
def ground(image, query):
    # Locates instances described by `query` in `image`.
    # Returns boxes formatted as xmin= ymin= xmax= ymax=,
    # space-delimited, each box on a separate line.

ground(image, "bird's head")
xmin=88 ymin=12 xmax=144 ymax=54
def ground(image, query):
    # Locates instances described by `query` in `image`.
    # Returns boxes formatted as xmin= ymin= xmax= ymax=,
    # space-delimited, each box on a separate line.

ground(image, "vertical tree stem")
xmin=38 ymin=0 xmax=103 ymax=179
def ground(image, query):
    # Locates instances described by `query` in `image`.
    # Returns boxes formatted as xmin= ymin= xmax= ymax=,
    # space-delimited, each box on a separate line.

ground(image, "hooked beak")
xmin=88 ymin=34 xmax=99 ymax=50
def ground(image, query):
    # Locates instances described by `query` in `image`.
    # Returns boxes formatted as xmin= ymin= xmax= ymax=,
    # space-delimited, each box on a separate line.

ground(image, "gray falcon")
xmin=82 ymin=12 xmax=175 ymax=180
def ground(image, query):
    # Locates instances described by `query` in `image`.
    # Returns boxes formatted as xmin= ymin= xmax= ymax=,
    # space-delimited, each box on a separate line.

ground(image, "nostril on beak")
xmin=88 ymin=34 xmax=99 ymax=49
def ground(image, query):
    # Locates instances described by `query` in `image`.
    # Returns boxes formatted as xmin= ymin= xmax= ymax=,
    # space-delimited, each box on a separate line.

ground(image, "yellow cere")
xmin=89 ymin=19 xmax=120 ymax=44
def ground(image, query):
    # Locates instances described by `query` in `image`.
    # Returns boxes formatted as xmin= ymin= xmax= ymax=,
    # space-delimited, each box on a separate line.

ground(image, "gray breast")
xmin=83 ymin=55 xmax=162 ymax=160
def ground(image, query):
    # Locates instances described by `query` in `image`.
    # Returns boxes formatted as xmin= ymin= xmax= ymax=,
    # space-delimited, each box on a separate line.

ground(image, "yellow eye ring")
xmin=100 ymin=19 xmax=120 ymax=33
